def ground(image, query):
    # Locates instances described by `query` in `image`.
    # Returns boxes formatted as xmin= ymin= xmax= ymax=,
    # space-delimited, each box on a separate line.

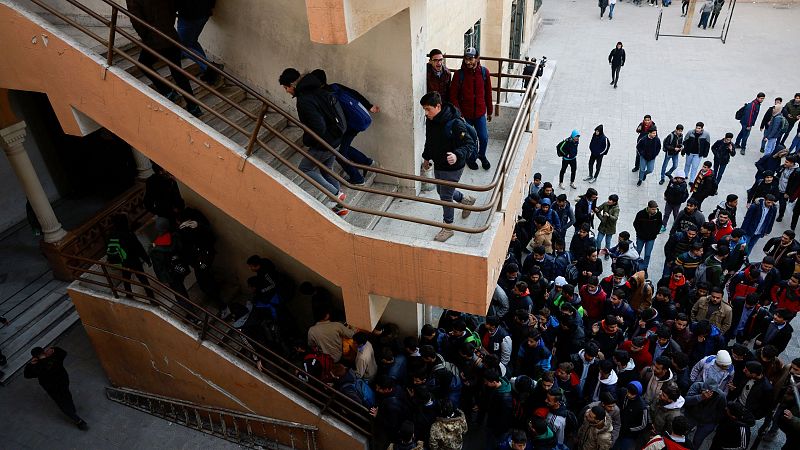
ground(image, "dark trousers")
xmin=600 ymin=5 xmax=607 ymax=16
xmin=782 ymin=120 xmax=798 ymax=144
xmin=779 ymin=195 xmax=789 ymax=219
xmin=710 ymin=9 xmax=722 ymax=27
xmin=611 ymin=65 xmax=621 ymax=87
xmin=121 ymin=263 xmax=154 ymax=298
xmin=560 ymin=159 xmax=577 ymax=183
xmin=791 ymin=200 xmax=800 ymax=228
xmin=588 ymin=154 xmax=604 ymax=178
xmin=682 ymin=1 xmax=689 ymax=14
xmin=45 ymin=386 xmax=82 ymax=423
xmin=337 ymin=129 xmax=373 ymax=184
xmin=138 ymin=46 xmax=198 ymax=109
xmin=698 ymin=11 xmax=710 ymax=28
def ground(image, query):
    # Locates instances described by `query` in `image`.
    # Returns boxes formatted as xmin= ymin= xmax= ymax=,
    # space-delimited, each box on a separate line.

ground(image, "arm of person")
xmin=337 ymin=83 xmax=375 ymax=111
xmin=483 ymin=67 xmax=493 ymax=120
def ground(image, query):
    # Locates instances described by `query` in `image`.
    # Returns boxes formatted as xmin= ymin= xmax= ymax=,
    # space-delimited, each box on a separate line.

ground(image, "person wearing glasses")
xmin=426 ymin=48 xmax=452 ymax=100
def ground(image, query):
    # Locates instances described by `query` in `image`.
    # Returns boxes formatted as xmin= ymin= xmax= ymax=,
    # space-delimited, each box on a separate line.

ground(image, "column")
xmin=131 ymin=147 xmax=153 ymax=180
xmin=0 ymin=121 xmax=67 ymax=243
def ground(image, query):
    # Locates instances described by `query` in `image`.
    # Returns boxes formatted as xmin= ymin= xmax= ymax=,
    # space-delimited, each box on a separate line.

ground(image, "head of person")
xmin=715 ymin=350 xmax=732 ymax=370
xmin=508 ymin=429 xmax=528 ymax=450
xmin=610 ymin=289 xmax=625 ymax=306
xmin=709 ymin=287 xmax=724 ymax=305
xmin=774 ymin=97 xmax=784 ymax=107
xmin=658 ymin=381 xmax=681 ymax=405
xmin=626 ymin=381 xmax=643 ymax=399
xmin=716 ymin=210 xmax=730 ymax=225
xmin=586 ymin=405 xmax=607 ymax=429
xmin=643 ymin=114 xmax=652 ymax=125
xmin=756 ymin=92 xmax=766 ymax=103
xmin=743 ymin=360 xmax=764 ymax=380
xmin=723 ymin=132 xmax=733 ymax=143
xmin=505 ymin=263 xmax=520 ymax=281
xmin=570 ymin=129 xmax=581 ymax=142
xmin=278 ymin=68 xmax=301 ymax=95
xmin=781 ymin=230 xmax=796 ymax=247
xmin=670 ymin=266 xmax=685 ymax=282
xmin=463 ymin=46 xmax=479 ymax=68
xmin=608 ymin=194 xmax=619 ymax=205
xmin=763 ymin=172 xmax=776 ymax=184
xmin=695 ymin=281 xmax=710 ymax=297
xmin=556 ymin=193 xmax=568 ymax=208
xmin=587 ymin=188 xmax=598 ymax=202
xmin=616 ymin=41 xmax=623 ymax=49
xmin=420 ymin=91 xmax=443 ymax=120
xmin=690 ymin=241 xmax=704 ymax=257
xmin=428 ymin=48 xmax=445 ymax=70
xmin=578 ymin=223 xmax=591 ymax=238
xmin=534 ymin=173 xmax=542 ymax=185
xmin=653 ymin=356 xmax=672 ymax=378
xmin=761 ymin=256 xmax=776 ymax=273
xmin=655 ymin=326 xmax=672 ymax=346
xmin=773 ymin=308 xmax=797 ymax=325
xmin=695 ymin=122 xmax=705 ymax=133
xmin=673 ymin=313 xmax=689 ymax=332
xmin=648 ymin=128 xmax=658 ymax=138
xmin=630 ymin=336 xmax=646 ymax=353
xmin=674 ymin=124 xmax=684 ymax=136
xmin=686 ymin=198 xmax=698 ymax=212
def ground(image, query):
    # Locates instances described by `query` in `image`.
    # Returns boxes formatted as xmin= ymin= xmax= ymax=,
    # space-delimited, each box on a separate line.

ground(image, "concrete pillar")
xmin=0 ymin=121 xmax=67 ymax=243
xmin=131 ymin=147 xmax=153 ymax=180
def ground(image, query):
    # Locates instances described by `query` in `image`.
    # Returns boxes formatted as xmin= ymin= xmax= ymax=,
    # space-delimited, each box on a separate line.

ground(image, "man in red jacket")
xmin=449 ymin=47 xmax=493 ymax=171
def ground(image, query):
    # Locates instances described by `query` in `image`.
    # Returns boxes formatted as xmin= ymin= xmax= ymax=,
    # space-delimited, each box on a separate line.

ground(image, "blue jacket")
xmin=764 ymin=113 xmax=787 ymax=140
xmin=741 ymin=199 xmax=777 ymax=236
xmin=739 ymin=99 xmax=762 ymax=127
xmin=534 ymin=206 xmax=562 ymax=231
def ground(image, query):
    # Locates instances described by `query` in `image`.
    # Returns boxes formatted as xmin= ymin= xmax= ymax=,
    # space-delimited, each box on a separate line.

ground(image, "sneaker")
xmin=660 ymin=225 xmax=667 ymax=233
xmin=461 ymin=195 xmax=477 ymax=218
xmin=77 ymin=420 xmax=89 ymax=431
xmin=610 ymin=81 xmax=615 ymax=85
xmin=583 ymin=176 xmax=594 ymax=181
xmin=466 ymin=160 xmax=479 ymax=170
xmin=186 ymin=105 xmax=203 ymax=118
xmin=740 ymin=148 xmax=746 ymax=155
xmin=777 ymin=216 xmax=783 ymax=222
xmin=637 ymin=180 xmax=643 ymax=186
xmin=480 ymin=158 xmax=491 ymax=170
xmin=570 ymin=182 xmax=577 ymax=189
xmin=165 ymin=90 xmax=179 ymax=103
xmin=760 ymin=148 xmax=765 ymax=153
xmin=631 ymin=167 xmax=639 ymax=172
xmin=349 ymin=178 xmax=366 ymax=186
xmin=434 ymin=228 xmax=454 ymax=242
xmin=337 ymin=192 xmax=347 ymax=202
xmin=591 ymin=177 xmax=598 ymax=183
xmin=559 ymin=183 xmax=565 ymax=189
xmin=333 ymin=207 xmax=349 ymax=217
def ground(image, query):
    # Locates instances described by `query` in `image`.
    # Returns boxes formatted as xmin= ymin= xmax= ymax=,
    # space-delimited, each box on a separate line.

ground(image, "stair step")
xmin=206 ymin=98 xmax=261 ymax=136
xmin=197 ymin=86 xmax=247 ymax=122
xmin=258 ymin=126 xmax=305 ymax=166
xmin=0 ymin=305 xmax=79 ymax=384
xmin=344 ymin=182 xmax=400 ymax=229
xmin=0 ymin=277 xmax=67 ymax=318
xmin=0 ymin=271 xmax=54 ymax=310
xmin=228 ymin=112 xmax=289 ymax=149
xmin=0 ymin=290 xmax=67 ymax=346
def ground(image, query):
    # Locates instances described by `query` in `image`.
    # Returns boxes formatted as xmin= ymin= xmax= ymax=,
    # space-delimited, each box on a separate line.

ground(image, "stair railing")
xmin=26 ymin=0 xmax=540 ymax=233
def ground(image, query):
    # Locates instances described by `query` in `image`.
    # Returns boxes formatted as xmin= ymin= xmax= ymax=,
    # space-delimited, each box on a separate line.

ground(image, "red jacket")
xmin=449 ymin=61 xmax=493 ymax=120
xmin=771 ymin=283 xmax=800 ymax=313
xmin=620 ymin=339 xmax=653 ymax=372
xmin=712 ymin=219 xmax=733 ymax=241
xmin=579 ymin=285 xmax=607 ymax=322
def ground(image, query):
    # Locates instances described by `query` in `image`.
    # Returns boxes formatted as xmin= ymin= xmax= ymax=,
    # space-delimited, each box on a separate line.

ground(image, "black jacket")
xmin=422 ymin=103 xmax=473 ymax=171
xmin=634 ymin=208 xmax=663 ymax=241
xmin=177 ymin=0 xmax=215 ymax=18
xmin=108 ymin=230 xmax=151 ymax=268
xmin=663 ymin=132 xmax=684 ymax=156
xmin=711 ymin=139 xmax=735 ymax=165
xmin=126 ymin=0 xmax=179 ymax=50
xmin=664 ymin=180 xmax=690 ymax=205
xmin=23 ymin=347 xmax=70 ymax=391
xmin=575 ymin=197 xmax=596 ymax=229
xmin=746 ymin=179 xmax=780 ymax=204
xmin=294 ymin=74 xmax=345 ymax=149
xmin=730 ymin=376 xmax=774 ymax=419
xmin=144 ymin=172 xmax=185 ymax=218
xmin=609 ymin=48 xmax=626 ymax=67
xmin=670 ymin=209 xmax=705 ymax=234
xmin=682 ymin=131 xmax=711 ymax=157
xmin=636 ymin=135 xmax=662 ymax=161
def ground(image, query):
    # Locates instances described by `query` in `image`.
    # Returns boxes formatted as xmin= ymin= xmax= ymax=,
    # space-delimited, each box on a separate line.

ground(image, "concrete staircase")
xmin=90 ymin=41 xmax=397 ymax=230
xmin=0 ymin=271 xmax=78 ymax=384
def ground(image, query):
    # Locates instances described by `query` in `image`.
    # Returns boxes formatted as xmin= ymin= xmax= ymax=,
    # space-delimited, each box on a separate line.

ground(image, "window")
xmin=509 ymin=0 xmax=526 ymax=64
xmin=463 ymin=19 xmax=481 ymax=52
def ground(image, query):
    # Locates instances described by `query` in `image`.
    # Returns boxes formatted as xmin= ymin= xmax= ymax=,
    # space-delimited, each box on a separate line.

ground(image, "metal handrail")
xmin=25 ymin=0 xmax=540 ymax=233
xmin=65 ymin=254 xmax=373 ymax=437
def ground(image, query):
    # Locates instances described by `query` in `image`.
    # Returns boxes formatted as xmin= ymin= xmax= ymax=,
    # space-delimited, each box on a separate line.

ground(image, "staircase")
xmin=106 ymin=386 xmax=319 ymax=450
xmin=0 ymin=271 xmax=78 ymax=384
xmin=87 ymin=39 xmax=397 ymax=230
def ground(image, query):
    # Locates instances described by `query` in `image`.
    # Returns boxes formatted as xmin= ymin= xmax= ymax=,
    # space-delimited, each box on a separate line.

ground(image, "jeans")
xmin=691 ymin=423 xmax=717 ymax=449
xmin=434 ymin=168 xmax=465 ymax=224
xmin=765 ymin=137 xmax=779 ymax=156
xmin=639 ymin=156 xmax=655 ymax=181
xmin=596 ymin=232 xmax=612 ymax=250
xmin=636 ymin=238 xmax=655 ymax=271
xmin=138 ymin=46 xmax=198 ymax=109
xmin=745 ymin=234 xmax=763 ymax=255
xmin=176 ymin=16 xmax=210 ymax=73
xmin=299 ymin=147 xmax=340 ymax=196
xmin=338 ymin=129 xmax=373 ymax=184
xmin=791 ymin=133 xmax=800 ymax=152
xmin=662 ymin=202 xmax=681 ymax=227
xmin=466 ymin=115 xmax=489 ymax=162
xmin=611 ymin=65 xmax=621 ymax=86
xmin=560 ymin=159 xmax=577 ymax=183
xmin=782 ymin=120 xmax=798 ymax=144
xmin=660 ymin=153 xmax=679 ymax=181
xmin=735 ymin=124 xmax=752 ymax=150
xmin=684 ymin=154 xmax=701 ymax=181
xmin=609 ymin=3 xmax=615 ymax=17
xmin=698 ymin=11 xmax=710 ymax=28
xmin=713 ymin=160 xmax=728 ymax=184
xmin=588 ymin=154 xmax=604 ymax=178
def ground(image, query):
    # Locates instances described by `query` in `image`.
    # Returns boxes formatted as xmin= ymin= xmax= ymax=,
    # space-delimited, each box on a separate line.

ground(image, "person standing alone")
xmin=735 ymin=92 xmax=766 ymax=155
xmin=558 ymin=130 xmax=580 ymax=189
xmin=420 ymin=92 xmax=477 ymax=242
xmin=450 ymin=47 xmax=493 ymax=171
xmin=586 ymin=125 xmax=610 ymax=183
xmin=608 ymin=42 xmax=626 ymax=89
xmin=24 ymin=346 xmax=88 ymax=430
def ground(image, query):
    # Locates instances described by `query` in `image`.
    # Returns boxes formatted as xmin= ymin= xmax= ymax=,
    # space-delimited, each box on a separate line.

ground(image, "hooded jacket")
xmin=641 ymin=367 xmax=675 ymax=406
xmin=577 ymin=412 xmax=614 ymax=450
xmin=531 ymin=221 xmax=555 ymax=255
xmin=684 ymin=381 xmax=726 ymax=426
xmin=584 ymin=367 xmax=619 ymax=404
xmin=428 ymin=409 xmax=468 ymax=450
xmin=609 ymin=47 xmax=626 ymax=67
xmin=449 ymin=61 xmax=492 ymax=120
xmin=557 ymin=137 xmax=580 ymax=160
xmin=620 ymin=383 xmax=649 ymax=437
xmin=422 ymin=103 xmax=473 ymax=171
xmin=764 ymin=110 xmax=788 ymax=140
xmin=681 ymin=129 xmax=711 ymax=157
xmin=294 ymin=73 xmax=345 ymax=148
xmin=690 ymin=355 xmax=734 ymax=395
xmin=709 ymin=410 xmax=755 ymax=450
xmin=590 ymin=126 xmax=611 ymax=156
xmin=664 ymin=179 xmax=690 ymax=205
xmin=650 ymin=396 xmax=685 ymax=435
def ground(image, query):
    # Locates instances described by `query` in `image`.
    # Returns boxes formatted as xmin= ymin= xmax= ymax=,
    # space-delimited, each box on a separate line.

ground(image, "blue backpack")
xmin=344 ymin=378 xmax=376 ymax=408
xmin=330 ymin=83 xmax=372 ymax=132
xmin=445 ymin=117 xmax=479 ymax=162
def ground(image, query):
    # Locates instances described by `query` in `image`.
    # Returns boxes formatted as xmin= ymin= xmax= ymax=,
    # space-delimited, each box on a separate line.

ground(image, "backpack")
xmin=106 ymin=237 xmax=128 ymax=266
xmin=329 ymin=84 xmax=372 ymax=132
xmin=301 ymin=351 xmax=334 ymax=383
xmin=445 ymin=117 xmax=479 ymax=162
xmin=735 ymin=104 xmax=746 ymax=121
xmin=433 ymin=357 xmax=461 ymax=379
xmin=694 ymin=261 xmax=710 ymax=285
xmin=556 ymin=139 xmax=568 ymax=157
xmin=315 ymin=89 xmax=347 ymax=140
xmin=457 ymin=66 xmax=489 ymax=90
xmin=779 ymin=116 xmax=790 ymax=133
xmin=343 ymin=377 xmax=376 ymax=408
xmin=565 ymin=261 xmax=580 ymax=285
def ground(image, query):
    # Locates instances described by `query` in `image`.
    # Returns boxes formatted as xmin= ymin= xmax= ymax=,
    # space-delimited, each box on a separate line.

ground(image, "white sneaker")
xmin=461 ymin=195 xmax=477 ymax=218
xmin=434 ymin=228 xmax=454 ymax=242
xmin=570 ymin=183 xmax=578 ymax=189
xmin=559 ymin=183 xmax=565 ymax=190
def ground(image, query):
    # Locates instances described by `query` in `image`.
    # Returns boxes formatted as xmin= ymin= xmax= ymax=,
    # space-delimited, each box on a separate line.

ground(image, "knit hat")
xmin=554 ymin=276 xmax=568 ymax=287
xmin=715 ymin=350 xmax=732 ymax=366
xmin=570 ymin=129 xmax=580 ymax=139
xmin=672 ymin=169 xmax=686 ymax=179
xmin=627 ymin=381 xmax=643 ymax=395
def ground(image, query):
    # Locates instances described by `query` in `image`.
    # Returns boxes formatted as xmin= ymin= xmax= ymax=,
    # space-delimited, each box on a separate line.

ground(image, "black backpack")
xmin=735 ymin=103 xmax=746 ymax=121
xmin=315 ymin=89 xmax=347 ymax=141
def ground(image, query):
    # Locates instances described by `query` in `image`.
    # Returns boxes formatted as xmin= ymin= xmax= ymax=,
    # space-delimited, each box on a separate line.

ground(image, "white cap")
xmin=554 ymin=276 xmax=568 ymax=287
xmin=715 ymin=350 xmax=732 ymax=366
xmin=672 ymin=169 xmax=686 ymax=179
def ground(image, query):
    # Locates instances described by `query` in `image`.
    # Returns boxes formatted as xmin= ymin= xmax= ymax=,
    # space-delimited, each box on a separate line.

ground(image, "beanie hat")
xmin=554 ymin=276 xmax=568 ymax=287
xmin=672 ymin=169 xmax=686 ymax=179
xmin=570 ymin=129 xmax=580 ymax=139
xmin=715 ymin=350 xmax=732 ymax=366
xmin=627 ymin=381 xmax=643 ymax=395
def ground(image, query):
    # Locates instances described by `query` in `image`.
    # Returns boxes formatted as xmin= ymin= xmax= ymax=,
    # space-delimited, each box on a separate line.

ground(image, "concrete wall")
xmin=68 ymin=286 xmax=368 ymax=449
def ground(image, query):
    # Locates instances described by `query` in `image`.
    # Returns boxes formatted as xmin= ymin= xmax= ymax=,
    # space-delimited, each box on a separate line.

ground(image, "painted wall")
xmin=68 ymin=286 xmax=368 ymax=449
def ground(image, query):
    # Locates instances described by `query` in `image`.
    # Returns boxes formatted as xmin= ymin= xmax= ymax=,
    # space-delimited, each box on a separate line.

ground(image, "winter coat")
xmin=740 ymin=199 xmax=778 ymax=237
xmin=577 ymin=413 xmax=614 ymax=450
xmin=555 ymin=202 xmax=576 ymax=234
xmin=590 ymin=126 xmax=611 ymax=156
xmin=739 ymin=99 xmax=762 ymax=128
xmin=609 ymin=48 xmax=626 ymax=67
xmin=664 ymin=180 xmax=690 ymax=205
xmin=294 ymin=74 xmax=345 ymax=148
xmin=422 ymin=103 xmax=474 ymax=171
xmin=620 ymin=393 xmax=649 ymax=437
xmin=711 ymin=139 xmax=735 ymax=165
xmin=449 ymin=61 xmax=493 ymax=119
xmin=691 ymin=296 xmax=732 ymax=334
xmin=690 ymin=354 xmax=735 ymax=395
xmin=663 ymin=132 xmax=684 ymax=156
xmin=709 ymin=413 xmax=755 ymax=450
xmin=176 ymin=0 xmax=215 ymax=18
xmin=784 ymin=99 xmax=800 ymax=123
xmin=682 ymin=130 xmax=711 ymax=157
xmin=755 ymin=320 xmax=794 ymax=355
xmin=428 ymin=409 xmax=468 ymax=450
xmin=649 ymin=396 xmax=685 ymax=435
xmin=764 ymin=112 xmax=788 ymax=140
xmin=670 ymin=208 xmax=705 ymax=234
xmin=690 ymin=170 xmax=717 ymax=200
xmin=730 ymin=376 xmax=773 ymax=419
xmin=641 ymin=367 xmax=675 ymax=406
xmin=144 ymin=172 xmax=185 ymax=218
xmin=575 ymin=196 xmax=596 ymax=229
xmin=755 ymin=152 xmax=784 ymax=179
xmin=683 ymin=382 xmax=726 ymax=426
xmin=484 ymin=379 xmax=514 ymax=434
xmin=747 ymin=179 xmax=780 ymax=204
xmin=584 ymin=367 xmax=619 ymax=404
xmin=23 ymin=347 xmax=70 ymax=391
xmin=108 ymin=229 xmax=151 ymax=269
xmin=709 ymin=200 xmax=738 ymax=227
xmin=637 ymin=135 xmax=662 ymax=161
xmin=426 ymin=63 xmax=452 ymax=101
xmin=634 ymin=208 xmax=663 ymax=241
xmin=597 ymin=202 xmax=620 ymax=235
xmin=531 ymin=222 xmax=555 ymax=254
xmin=126 ymin=0 xmax=179 ymax=50
xmin=557 ymin=138 xmax=580 ymax=160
